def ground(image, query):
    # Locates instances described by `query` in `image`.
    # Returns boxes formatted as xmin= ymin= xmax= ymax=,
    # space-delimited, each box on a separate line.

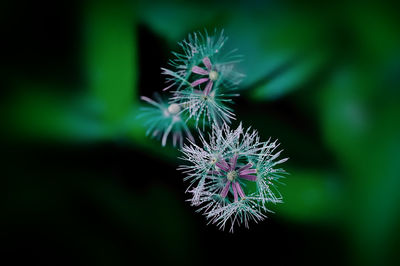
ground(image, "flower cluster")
xmin=140 ymin=29 xmax=288 ymax=232
xmin=179 ymin=123 xmax=288 ymax=232
xmin=140 ymin=29 xmax=242 ymax=146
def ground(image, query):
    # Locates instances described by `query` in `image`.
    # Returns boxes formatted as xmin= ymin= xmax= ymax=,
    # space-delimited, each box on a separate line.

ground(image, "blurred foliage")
xmin=2 ymin=0 xmax=400 ymax=265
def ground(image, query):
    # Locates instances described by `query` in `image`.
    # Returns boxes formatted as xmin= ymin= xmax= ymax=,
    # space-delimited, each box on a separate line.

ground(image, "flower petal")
xmin=161 ymin=123 xmax=173 ymax=147
xmin=232 ymin=182 xmax=238 ymax=202
xmin=240 ymin=169 xmax=257 ymax=175
xmin=140 ymin=96 xmax=160 ymax=108
xmin=172 ymin=132 xmax=178 ymax=146
xmin=192 ymin=66 xmax=208 ymax=75
xmin=229 ymin=154 xmax=238 ymax=171
xmin=203 ymin=57 xmax=212 ymax=70
xmin=238 ymin=163 xmax=253 ymax=173
xmin=203 ymin=80 xmax=213 ymax=96
xmin=235 ymin=182 xmax=246 ymax=198
xmin=221 ymin=181 xmax=231 ymax=198
xmin=239 ymin=174 xmax=257 ymax=181
xmin=162 ymin=83 xmax=175 ymax=91
xmin=216 ymin=161 xmax=229 ymax=172
xmin=191 ymin=78 xmax=209 ymax=87
xmin=218 ymin=158 xmax=230 ymax=168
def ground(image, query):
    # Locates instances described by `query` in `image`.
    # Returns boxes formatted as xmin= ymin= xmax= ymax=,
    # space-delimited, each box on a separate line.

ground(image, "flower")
xmin=139 ymin=94 xmax=194 ymax=147
xmin=179 ymin=123 xmax=288 ymax=232
xmin=161 ymin=30 xmax=232 ymax=92
xmin=215 ymin=154 xmax=257 ymax=201
xmin=191 ymin=57 xmax=218 ymax=96
xmin=161 ymin=29 xmax=244 ymax=129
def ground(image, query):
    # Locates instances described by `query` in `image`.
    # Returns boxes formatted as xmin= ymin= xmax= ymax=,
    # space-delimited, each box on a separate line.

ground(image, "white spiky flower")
xmin=179 ymin=123 xmax=288 ymax=232
xmin=162 ymin=29 xmax=244 ymax=129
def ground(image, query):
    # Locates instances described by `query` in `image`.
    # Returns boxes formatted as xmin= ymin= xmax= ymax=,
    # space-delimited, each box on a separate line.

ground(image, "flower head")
xmin=215 ymin=154 xmax=257 ymax=201
xmin=179 ymin=123 xmax=288 ymax=232
xmin=161 ymin=29 xmax=244 ymax=129
xmin=139 ymin=94 xmax=194 ymax=147
xmin=191 ymin=57 xmax=218 ymax=96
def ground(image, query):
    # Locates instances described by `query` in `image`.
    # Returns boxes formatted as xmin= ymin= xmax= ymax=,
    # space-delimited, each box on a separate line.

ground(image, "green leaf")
xmin=277 ymin=169 xmax=342 ymax=223
xmin=84 ymin=0 xmax=138 ymax=126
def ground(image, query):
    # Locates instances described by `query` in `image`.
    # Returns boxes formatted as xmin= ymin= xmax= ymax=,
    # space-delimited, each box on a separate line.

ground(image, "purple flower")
xmin=191 ymin=57 xmax=219 ymax=96
xmin=215 ymin=154 xmax=257 ymax=202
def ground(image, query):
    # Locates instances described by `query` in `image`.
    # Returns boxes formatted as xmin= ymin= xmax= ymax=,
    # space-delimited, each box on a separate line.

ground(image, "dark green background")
xmin=2 ymin=0 xmax=400 ymax=265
